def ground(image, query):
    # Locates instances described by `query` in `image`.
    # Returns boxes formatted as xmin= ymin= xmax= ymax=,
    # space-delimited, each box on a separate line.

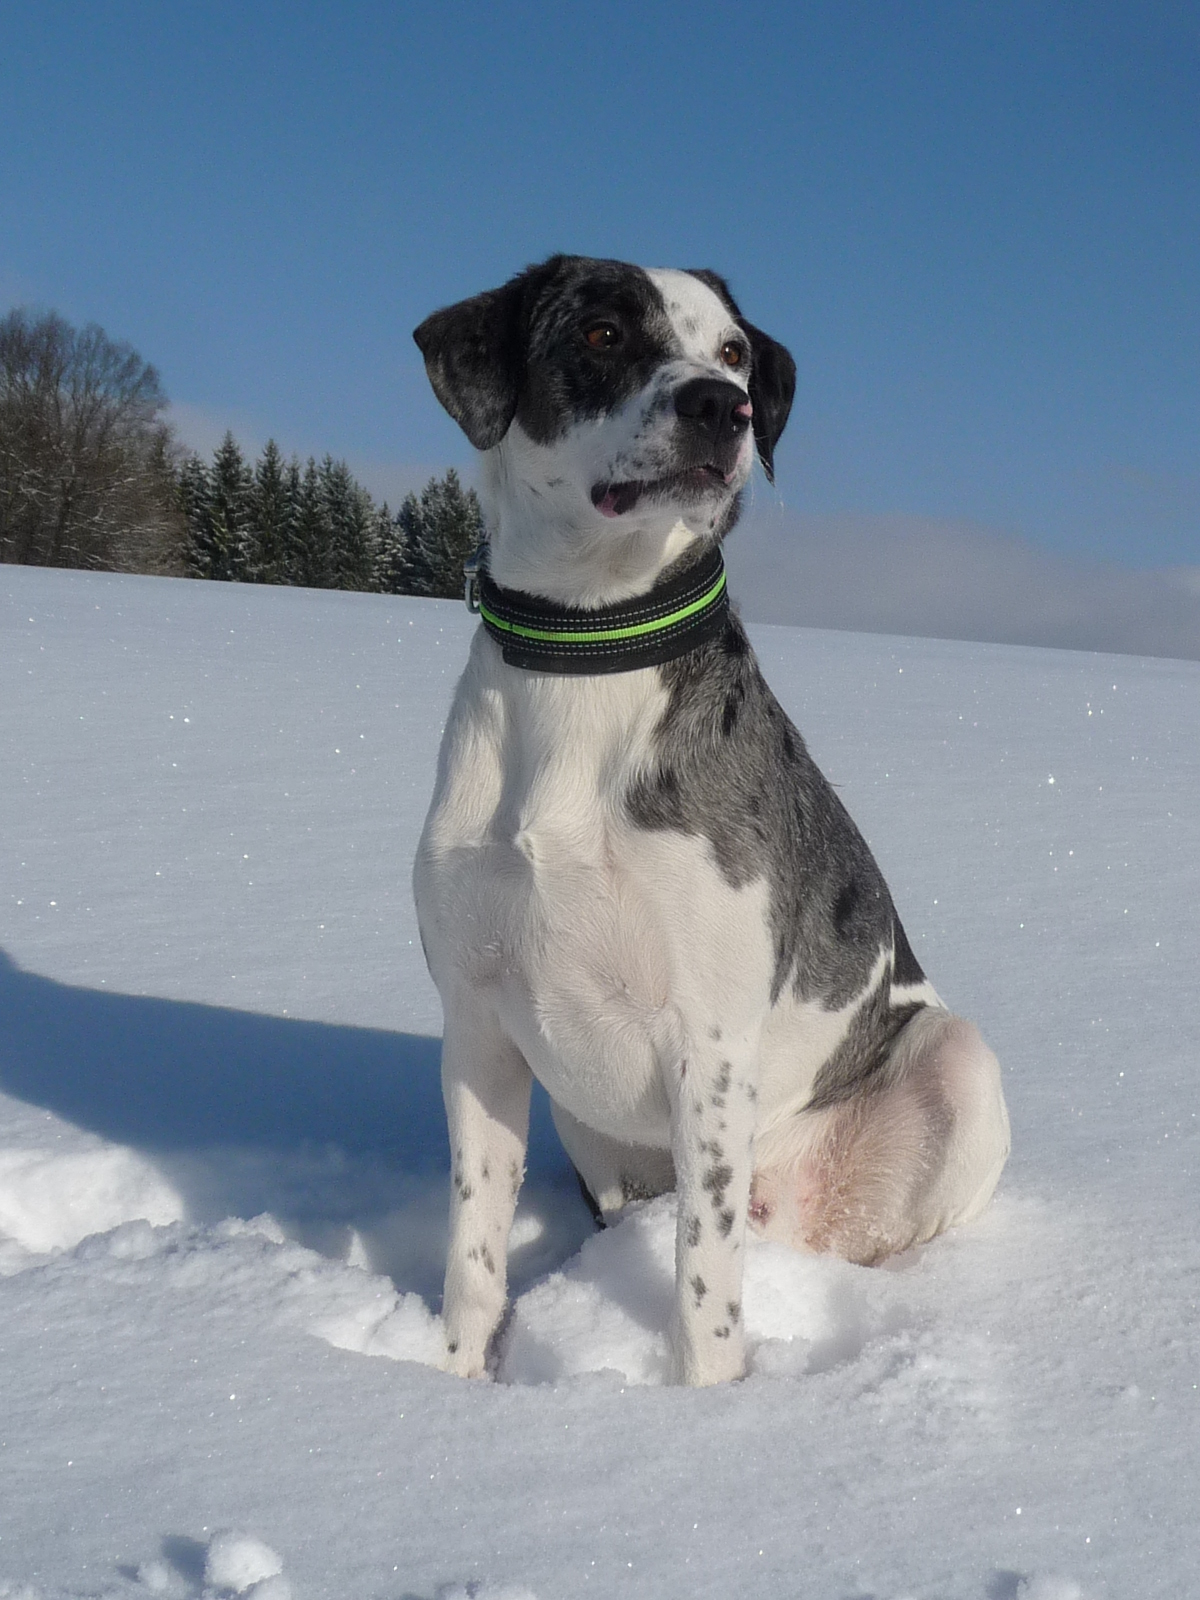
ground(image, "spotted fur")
xmin=413 ymin=256 xmax=1010 ymax=1385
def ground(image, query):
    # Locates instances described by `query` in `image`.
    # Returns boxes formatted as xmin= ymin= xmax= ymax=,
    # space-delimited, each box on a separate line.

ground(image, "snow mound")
xmin=1017 ymin=1577 xmax=1091 ymax=1600
xmin=203 ymin=1531 xmax=285 ymax=1595
xmin=311 ymin=1282 xmax=443 ymax=1364
xmin=499 ymin=1193 xmax=912 ymax=1385
xmin=0 ymin=1141 xmax=182 ymax=1268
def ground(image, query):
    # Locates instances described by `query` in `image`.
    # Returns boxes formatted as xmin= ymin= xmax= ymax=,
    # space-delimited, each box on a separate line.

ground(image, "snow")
xmin=203 ymin=1531 xmax=285 ymax=1594
xmin=1 ymin=565 xmax=1198 ymax=1599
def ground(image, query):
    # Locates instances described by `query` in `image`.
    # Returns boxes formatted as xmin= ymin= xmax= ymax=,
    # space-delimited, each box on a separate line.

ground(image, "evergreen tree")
xmin=248 ymin=439 xmax=292 ymax=584
xmin=394 ymin=469 xmax=484 ymax=598
xmin=284 ymin=458 xmax=328 ymax=589
xmin=319 ymin=455 xmax=377 ymax=591
xmin=178 ymin=453 xmax=215 ymax=577
xmin=276 ymin=456 xmax=304 ymax=585
xmin=370 ymin=501 xmax=402 ymax=593
xmin=205 ymin=432 xmax=254 ymax=581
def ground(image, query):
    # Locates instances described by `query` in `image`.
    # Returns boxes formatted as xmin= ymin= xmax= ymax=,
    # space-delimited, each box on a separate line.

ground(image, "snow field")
xmin=2 ymin=567 xmax=1198 ymax=1598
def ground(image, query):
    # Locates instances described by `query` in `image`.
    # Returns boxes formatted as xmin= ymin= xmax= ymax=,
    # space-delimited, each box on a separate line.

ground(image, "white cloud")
xmin=727 ymin=504 xmax=1200 ymax=662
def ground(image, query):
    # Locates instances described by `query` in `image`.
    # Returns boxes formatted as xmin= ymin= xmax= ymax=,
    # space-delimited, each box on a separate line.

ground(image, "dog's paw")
xmin=441 ymin=1337 xmax=491 ymax=1380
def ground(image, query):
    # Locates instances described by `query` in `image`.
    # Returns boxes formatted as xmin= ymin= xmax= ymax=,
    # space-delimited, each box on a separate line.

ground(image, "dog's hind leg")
xmin=440 ymin=999 xmax=533 ymax=1378
xmin=750 ymin=1009 xmax=1009 ymax=1266
xmin=549 ymin=1099 xmax=675 ymax=1224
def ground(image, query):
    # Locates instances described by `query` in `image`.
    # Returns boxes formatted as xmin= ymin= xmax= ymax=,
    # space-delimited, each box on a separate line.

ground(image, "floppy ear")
xmin=739 ymin=317 xmax=796 ymax=485
xmin=687 ymin=270 xmax=797 ymax=484
xmin=413 ymin=278 xmax=529 ymax=450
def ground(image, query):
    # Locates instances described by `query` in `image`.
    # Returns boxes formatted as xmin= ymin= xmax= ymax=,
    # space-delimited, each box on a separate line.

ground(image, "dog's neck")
xmin=479 ymin=442 xmax=716 ymax=609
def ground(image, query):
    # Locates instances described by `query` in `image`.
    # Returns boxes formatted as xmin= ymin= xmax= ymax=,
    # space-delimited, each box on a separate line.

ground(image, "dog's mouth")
xmin=590 ymin=464 xmax=735 ymax=519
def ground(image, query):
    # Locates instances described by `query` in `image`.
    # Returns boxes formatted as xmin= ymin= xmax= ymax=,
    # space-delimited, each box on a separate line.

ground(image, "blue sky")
xmin=3 ymin=0 xmax=1197 ymax=567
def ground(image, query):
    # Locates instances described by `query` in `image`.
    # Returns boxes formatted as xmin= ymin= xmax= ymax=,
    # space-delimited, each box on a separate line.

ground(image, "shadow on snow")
xmin=0 ymin=948 xmax=588 ymax=1295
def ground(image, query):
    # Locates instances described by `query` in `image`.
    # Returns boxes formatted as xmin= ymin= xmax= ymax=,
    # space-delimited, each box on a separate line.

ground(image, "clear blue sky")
xmin=3 ymin=1 xmax=1197 ymax=566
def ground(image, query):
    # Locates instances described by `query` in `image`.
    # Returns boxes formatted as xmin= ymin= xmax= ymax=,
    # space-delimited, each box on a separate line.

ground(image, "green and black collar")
xmin=466 ymin=543 xmax=729 ymax=675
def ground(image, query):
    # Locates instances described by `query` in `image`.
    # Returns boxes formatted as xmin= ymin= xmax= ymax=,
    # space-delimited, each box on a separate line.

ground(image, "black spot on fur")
xmin=717 ymin=1208 xmax=735 ymax=1237
xmin=621 ymin=1174 xmax=660 ymax=1205
xmin=691 ymin=1274 xmax=708 ymax=1306
xmin=833 ymin=881 xmax=860 ymax=939
xmin=727 ymin=1300 xmax=741 ymax=1324
xmin=713 ymin=1325 xmax=731 ymax=1339
xmin=686 ymin=1215 xmax=702 ymax=1248
xmin=702 ymin=1162 xmax=733 ymax=1211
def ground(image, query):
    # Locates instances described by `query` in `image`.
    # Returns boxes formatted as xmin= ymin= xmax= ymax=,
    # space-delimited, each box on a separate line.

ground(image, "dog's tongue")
xmin=592 ymin=481 xmax=642 ymax=518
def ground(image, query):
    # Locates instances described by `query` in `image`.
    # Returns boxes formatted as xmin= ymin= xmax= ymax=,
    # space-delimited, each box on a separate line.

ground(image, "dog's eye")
xmin=720 ymin=341 xmax=746 ymax=368
xmin=584 ymin=323 xmax=622 ymax=350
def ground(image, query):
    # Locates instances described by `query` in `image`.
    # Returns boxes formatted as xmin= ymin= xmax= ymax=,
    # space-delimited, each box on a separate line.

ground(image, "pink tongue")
xmin=595 ymin=482 xmax=642 ymax=517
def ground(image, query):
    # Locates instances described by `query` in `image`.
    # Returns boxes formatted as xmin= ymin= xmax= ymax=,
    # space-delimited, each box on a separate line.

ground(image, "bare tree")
xmin=0 ymin=308 xmax=185 ymax=572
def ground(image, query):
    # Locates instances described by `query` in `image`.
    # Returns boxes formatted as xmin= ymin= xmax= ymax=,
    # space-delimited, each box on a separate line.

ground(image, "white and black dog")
xmin=412 ymin=255 xmax=1010 ymax=1386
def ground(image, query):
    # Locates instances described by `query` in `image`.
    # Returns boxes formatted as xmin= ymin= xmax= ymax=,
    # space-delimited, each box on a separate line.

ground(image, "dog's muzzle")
xmin=673 ymin=377 xmax=752 ymax=459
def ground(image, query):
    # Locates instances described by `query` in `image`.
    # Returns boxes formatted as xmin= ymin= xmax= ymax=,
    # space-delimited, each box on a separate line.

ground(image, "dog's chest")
xmin=416 ymin=648 xmax=777 ymax=1139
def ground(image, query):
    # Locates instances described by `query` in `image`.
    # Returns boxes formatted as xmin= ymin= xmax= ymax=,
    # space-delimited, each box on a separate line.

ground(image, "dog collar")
xmin=464 ymin=543 xmax=729 ymax=674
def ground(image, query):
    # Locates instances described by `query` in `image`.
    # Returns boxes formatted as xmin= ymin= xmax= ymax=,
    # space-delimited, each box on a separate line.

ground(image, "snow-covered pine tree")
xmin=391 ymin=493 xmax=430 ymax=595
xmin=394 ymin=469 xmax=484 ymax=598
xmin=282 ymin=458 xmax=328 ymax=589
xmin=248 ymin=440 xmax=292 ymax=585
xmin=177 ymin=453 xmax=216 ymax=577
xmin=275 ymin=456 xmax=303 ymax=585
xmin=205 ymin=432 xmax=255 ymax=581
xmin=370 ymin=502 xmax=402 ymax=592
xmin=318 ymin=456 xmax=377 ymax=591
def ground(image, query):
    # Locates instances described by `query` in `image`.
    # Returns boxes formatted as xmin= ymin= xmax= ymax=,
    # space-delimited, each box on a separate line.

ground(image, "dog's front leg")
xmin=667 ymin=1048 xmax=757 ymax=1385
xmin=439 ymin=1005 xmax=532 ymax=1379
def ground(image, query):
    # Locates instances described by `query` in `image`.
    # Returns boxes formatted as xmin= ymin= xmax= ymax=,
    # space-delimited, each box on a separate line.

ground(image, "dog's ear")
xmin=738 ymin=316 xmax=796 ymax=485
xmin=688 ymin=270 xmax=797 ymax=484
xmin=413 ymin=277 xmax=530 ymax=451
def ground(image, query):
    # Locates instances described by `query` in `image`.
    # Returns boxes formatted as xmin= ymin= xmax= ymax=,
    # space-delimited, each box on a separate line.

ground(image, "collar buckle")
xmin=463 ymin=542 xmax=486 ymax=614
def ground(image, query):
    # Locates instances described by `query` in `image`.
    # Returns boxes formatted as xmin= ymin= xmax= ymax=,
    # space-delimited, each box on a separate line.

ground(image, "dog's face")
xmin=414 ymin=255 xmax=796 ymax=601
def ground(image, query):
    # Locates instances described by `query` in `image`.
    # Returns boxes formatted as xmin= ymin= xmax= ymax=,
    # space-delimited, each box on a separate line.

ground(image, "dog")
xmin=412 ymin=255 xmax=1010 ymax=1385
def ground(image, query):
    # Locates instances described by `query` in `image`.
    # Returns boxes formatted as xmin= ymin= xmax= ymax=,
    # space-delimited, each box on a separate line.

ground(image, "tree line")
xmin=1 ymin=306 xmax=483 ymax=598
xmin=177 ymin=435 xmax=482 ymax=599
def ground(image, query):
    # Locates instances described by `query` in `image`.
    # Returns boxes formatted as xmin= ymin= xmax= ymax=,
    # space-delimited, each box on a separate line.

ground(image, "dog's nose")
xmin=674 ymin=377 xmax=752 ymax=445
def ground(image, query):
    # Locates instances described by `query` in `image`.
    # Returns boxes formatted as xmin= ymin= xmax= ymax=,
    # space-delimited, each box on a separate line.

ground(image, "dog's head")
xmin=414 ymin=255 xmax=796 ymax=602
